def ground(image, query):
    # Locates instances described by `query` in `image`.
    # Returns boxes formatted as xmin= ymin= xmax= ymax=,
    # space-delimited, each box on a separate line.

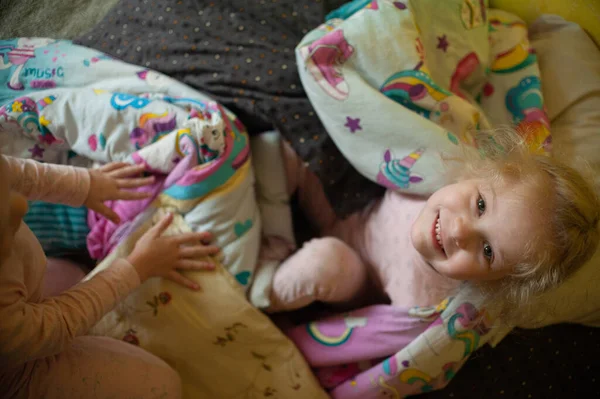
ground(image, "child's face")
xmin=411 ymin=176 xmax=547 ymax=281
xmin=0 ymin=156 xmax=28 ymax=261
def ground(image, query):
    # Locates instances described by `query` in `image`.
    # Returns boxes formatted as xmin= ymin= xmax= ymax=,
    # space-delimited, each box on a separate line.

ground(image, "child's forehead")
xmin=490 ymin=179 xmax=551 ymax=260
xmin=495 ymin=175 xmax=548 ymax=203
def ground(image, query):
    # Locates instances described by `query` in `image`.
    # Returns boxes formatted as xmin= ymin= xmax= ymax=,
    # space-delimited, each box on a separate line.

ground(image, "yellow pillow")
xmin=490 ymin=0 xmax=600 ymax=46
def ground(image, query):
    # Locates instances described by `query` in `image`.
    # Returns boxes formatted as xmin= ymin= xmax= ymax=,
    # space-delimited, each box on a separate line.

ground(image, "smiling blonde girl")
xmin=266 ymin=128 xmax=600 ymax=318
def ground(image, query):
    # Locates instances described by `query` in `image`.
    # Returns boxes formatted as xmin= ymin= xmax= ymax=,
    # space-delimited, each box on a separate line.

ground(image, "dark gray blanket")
xmin=75 ymin=0 xmax=384 ymax=217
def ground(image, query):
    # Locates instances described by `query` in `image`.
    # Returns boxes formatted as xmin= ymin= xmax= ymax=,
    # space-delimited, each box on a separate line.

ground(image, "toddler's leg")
xmin=281 ymin=140 xmax=337 ymax=234
xmin=4 ymin=336 xmax=181 ymax=399
xmin=42 ymin=257 xmax=87 ymax=298
xmin=267 ymin=237 xmax=368 ymax=312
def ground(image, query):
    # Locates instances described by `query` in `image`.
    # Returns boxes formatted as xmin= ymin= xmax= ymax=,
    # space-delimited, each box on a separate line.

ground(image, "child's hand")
xmin=127 ymin=213 xmax=220 ymax=290
xmin=85 ymin=162 xmax=155 ymax=223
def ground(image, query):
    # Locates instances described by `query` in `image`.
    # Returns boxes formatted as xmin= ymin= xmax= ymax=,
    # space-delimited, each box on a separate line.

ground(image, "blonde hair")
xmin=445 ymin=127 xmax=600 ymax=320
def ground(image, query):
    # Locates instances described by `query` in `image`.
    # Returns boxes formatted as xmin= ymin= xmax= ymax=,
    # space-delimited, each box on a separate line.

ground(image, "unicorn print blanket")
xmin=297 ymin=0 xmax=551 ymax=195
xmin=0 ymin=38 xmax=332 ymax=398
xmin=0 ymin=38 xmax=265 ymax=298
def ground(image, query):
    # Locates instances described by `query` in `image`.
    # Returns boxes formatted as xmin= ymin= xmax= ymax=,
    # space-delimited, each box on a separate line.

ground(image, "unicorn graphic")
xmin=298 ymin=29 xmax=355 ymax=101
xmin=376 ymin=148 xmax=424 ymax=190
xmin=506 ymin=76 xmax=551 ymax=151
xmin=375 ymin=302 xmax=490 ymax=395
xmin=381 ymin=70 xmax=452 ymax=119
xmin=489 ymin=16 xmax=536 ymax=74
xmin=381 ymin=67 xmax=484 ymax=145
xmin=0 ymin=96 xmax=62 ymax=145
xmin=129 ymin=112 xmax=177 ymax=150
xmin=506 ymin=76 xmax=549 ymax=127
xmin=183 ymin=112 xmax=226 ymax=163
xmin=0 ymin=38 xmax=56 ymax=90
xmin=446 ymin=302 xmax=491 ymax=357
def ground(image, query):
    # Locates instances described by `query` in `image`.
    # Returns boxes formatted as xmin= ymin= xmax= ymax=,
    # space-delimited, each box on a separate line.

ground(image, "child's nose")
xmin=452 ymin=216 xmax=474 ymax=249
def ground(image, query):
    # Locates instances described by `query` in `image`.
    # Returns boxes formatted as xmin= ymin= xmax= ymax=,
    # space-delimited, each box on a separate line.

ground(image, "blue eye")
xmin=483 ymin=243 xmax=493 ymax=261
xmin=477 ymin=195 xmax=486 ymax=215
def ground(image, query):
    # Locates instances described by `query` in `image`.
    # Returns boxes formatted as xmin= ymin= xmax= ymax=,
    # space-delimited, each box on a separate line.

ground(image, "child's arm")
xmin=0 ymin=257 xmax=140 ymax=368
xmin=4 ymin=155 xmax=155 ymax=223
xmin=4 ymin=155 xmax=91 ymax=207
xmin=0 ymin=213 xmax=219 ymax=368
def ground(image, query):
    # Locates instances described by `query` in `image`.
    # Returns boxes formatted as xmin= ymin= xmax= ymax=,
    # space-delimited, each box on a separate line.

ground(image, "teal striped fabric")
xmin=23 ymin=201 xmax=90 ymax=256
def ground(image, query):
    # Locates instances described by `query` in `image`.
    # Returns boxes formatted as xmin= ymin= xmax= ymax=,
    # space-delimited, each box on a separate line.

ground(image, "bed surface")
xmin=2 ymin=1 xmax=599 ymax=398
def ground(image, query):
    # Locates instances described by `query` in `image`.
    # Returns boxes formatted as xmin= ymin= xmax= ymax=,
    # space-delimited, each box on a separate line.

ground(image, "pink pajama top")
xmin=330 ymin=190 xmax=461 ymax=308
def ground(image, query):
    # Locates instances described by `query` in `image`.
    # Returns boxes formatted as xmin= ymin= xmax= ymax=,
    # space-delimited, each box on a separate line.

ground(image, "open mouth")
xmin=432 ymin=213 xmax=446 ymax=255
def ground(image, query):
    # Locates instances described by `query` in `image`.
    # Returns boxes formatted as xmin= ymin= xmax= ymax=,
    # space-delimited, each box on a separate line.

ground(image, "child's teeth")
xmin=436 ymin=217 xmax=443 ymax=249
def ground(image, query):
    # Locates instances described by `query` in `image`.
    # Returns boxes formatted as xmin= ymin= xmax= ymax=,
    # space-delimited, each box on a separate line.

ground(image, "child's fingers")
xmin=116 ymin=176 xmax=155 ymax=188
xmin=116 ymin=189 xmax=153 ymax=200
xmin=98 ymin=162 xmax=129 ymax=173
xmin=96 ymin=203 xmax=121 ymax=224
xmin=148 ymin=213 xmax=174 ymax=238
xmin=176 ymin=259 xmax=215 ymax=270
xmin=200 ymin=232 xmax=214 ymax=244
xmin=109 ymin=164 xmax=147 ymax=178
xmin=167 ymin=271 xmax=200 ymax=290
xmin=179 ymin=245 xmax=220 ymax=258
xmin=173 ymin=231 xmax=213 ymax=245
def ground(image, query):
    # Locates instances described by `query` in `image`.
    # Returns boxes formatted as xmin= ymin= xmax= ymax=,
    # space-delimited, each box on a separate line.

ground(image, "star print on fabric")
xmin=437 ymin=35 xmax=449 ymax=52
xmin=21 ymin=102 xmax=34 ymax=112
xmin=39 ymin=115 xmax=51 ymax=127
xmin=344 ymin=116 xmax=362 ymax=133
xmin=11 ymin=101 xmax=23 ymax=113
xmin=28 ymin=144 xmax=45 ymax=159
xmin=39 ymin=133 xmax=59 ymax=145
